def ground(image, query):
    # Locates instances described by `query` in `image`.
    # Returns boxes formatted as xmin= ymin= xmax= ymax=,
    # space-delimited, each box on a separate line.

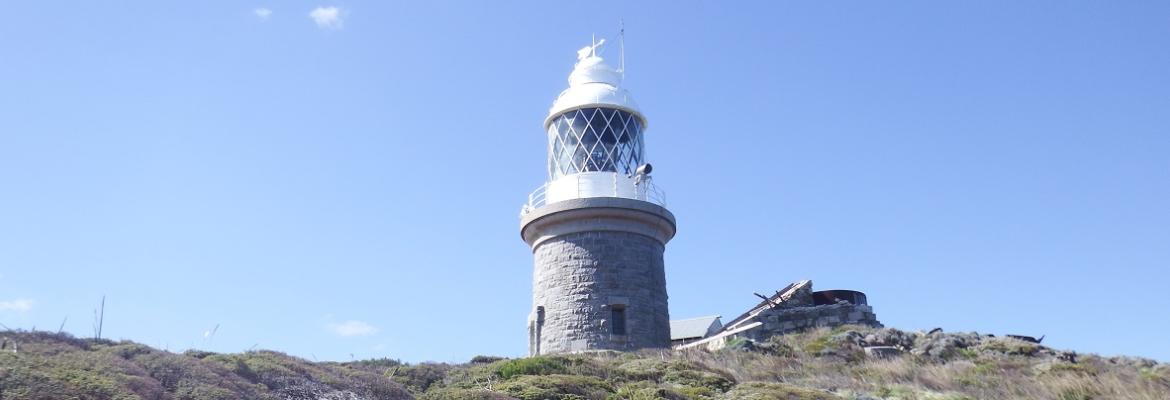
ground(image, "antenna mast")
xmin=619 ymin=20 xmax=626 ymax=79
xmin=93 ymin=295 xmax=105 ymax=340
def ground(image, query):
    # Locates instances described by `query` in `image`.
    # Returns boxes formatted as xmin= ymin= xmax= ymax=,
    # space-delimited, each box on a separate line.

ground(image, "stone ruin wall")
xmin=736 ymin=303 xmax=881 ymax=342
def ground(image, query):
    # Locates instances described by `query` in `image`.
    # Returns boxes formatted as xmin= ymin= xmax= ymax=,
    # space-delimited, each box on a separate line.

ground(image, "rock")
xmin=912 ymin=332 xmax=978 ymax=359
xmin=1108 ymin=356 xmax=1158 ymax=369
xmin=976 ymin=336 xmax=1048 ymax=358
xmin=863 ymin=328 xmax=916 ymax=350
xmin=816 ymin=331 xmax=866 ymax=360
xmin=741 ymin=338 xmax=797 ymax=357
xmin=1006 ymin=334 xmax=1044 ymax=344
xmin=863 ymin=346 xmax=903 ymax=359
xmin=830 ymin=331 xmax=865 ymax=347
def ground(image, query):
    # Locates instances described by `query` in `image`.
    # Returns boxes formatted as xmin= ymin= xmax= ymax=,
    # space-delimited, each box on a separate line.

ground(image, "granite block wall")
xmin=736 ymin=303 xmax=881 ymax=342
xmin=529 ymin=230 xmax=670 ymax=355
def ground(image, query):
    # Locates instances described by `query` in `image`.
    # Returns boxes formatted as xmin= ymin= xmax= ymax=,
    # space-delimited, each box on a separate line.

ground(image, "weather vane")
xmin=576 ymin=37 xmax=607 ymax=61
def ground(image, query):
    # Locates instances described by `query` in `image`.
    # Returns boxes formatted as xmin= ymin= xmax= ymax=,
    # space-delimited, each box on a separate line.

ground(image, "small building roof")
xmin=670 ymin=315 xmax=723 ymax=341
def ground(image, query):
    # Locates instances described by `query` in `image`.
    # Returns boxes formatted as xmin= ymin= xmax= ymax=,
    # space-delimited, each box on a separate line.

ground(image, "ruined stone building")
xmin=677 ymin=280 xmax=881 ymax=350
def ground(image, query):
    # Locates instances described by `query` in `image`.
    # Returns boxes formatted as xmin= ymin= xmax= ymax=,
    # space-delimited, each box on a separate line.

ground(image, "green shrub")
xmin=661 ymin=367 xmax=733 ymax=393
xmin=346 ymin=357 xmax=402 ymax=374
xmin=104 ymin=343 xmax=155 ymax=360
xmin=957 ymin=348 xmax=978 ymax=360
xmin=387 ymin=362 xmax=454 ymax=392
xmin=610 ymin=381 xmax=687 ymax=400
xmin=494 ymin=374 xmax=612 ymax=400
xmin=613 ymin=359 xmax=734 ymax=393
xmin=183 ymin=349 xmax=219 ymax=359
xmin=497 ymin=356 xmax=571 ymax=379
xmin=803 ymin=336 xmax=830 ymax=354
xmin=675 ymin=385 xmax=718 ymax=399
xmin=614 ymin=359 xmax=667 ymax=381
xmin=471 ymin=355 xmax=508 ymax=364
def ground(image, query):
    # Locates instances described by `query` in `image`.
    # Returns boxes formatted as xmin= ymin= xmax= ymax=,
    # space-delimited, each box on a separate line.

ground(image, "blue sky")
xmin=1 ymin=1 xmax=1167 ymax=363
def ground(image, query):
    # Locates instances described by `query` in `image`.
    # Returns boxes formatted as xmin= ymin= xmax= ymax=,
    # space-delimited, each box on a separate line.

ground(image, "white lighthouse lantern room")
xmin=523 ymin=38 xmax=664 ymax=213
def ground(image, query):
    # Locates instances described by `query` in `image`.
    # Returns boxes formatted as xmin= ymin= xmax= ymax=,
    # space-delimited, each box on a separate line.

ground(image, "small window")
xmin=610 ymin=305 xmax=627 ymax=335
xmin=536 ymin=306 xmax=545 ymax=324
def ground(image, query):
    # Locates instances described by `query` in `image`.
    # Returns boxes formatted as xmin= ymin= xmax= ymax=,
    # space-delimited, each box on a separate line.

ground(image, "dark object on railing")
xmin=635 ymin=163 xmax=652 ymax=176
xmin=1006 ymin=334 xmax=1045 ymax=344
xmin=812 ymin=290 xmax=867 ymax=306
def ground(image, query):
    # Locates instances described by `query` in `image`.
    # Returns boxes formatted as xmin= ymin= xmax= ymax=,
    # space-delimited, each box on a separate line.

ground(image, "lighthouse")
xmin=521 ymin=38 xmax=676 ymax=355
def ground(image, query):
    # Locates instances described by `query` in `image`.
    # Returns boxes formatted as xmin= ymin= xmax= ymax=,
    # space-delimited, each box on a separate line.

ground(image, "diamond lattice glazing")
xmin=547 ymin=107 xmax=644 ymax=179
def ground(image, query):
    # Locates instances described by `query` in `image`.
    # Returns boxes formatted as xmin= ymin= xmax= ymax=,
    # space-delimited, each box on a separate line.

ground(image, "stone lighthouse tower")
xmin=520 ymin=38 xmax=676 ymax=355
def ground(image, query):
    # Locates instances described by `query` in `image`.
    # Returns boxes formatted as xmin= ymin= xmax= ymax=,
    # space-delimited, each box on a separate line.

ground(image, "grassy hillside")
xmin=1 ymin=326 xmax=1167 ymax=400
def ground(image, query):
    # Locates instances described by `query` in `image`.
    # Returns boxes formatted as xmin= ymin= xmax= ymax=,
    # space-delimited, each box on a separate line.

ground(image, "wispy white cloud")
xmin=0 ymin=299 xmax=33 ymax=312
xmin=309 ymin=6 xmax=343 ymax=29
xmin=254 ymin=8 xmax=273 ymax=21
xmin=326 ymin=320 xmax=377 ymax=337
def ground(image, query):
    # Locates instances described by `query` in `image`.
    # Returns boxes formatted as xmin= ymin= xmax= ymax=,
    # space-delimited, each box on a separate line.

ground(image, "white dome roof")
xmin=544 ymin=47 xmax=646 ymax=130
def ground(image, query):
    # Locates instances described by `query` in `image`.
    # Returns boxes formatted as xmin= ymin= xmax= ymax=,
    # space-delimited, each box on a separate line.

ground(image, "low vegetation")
xmin=1 ymin=326 xmax=1167 ymax=399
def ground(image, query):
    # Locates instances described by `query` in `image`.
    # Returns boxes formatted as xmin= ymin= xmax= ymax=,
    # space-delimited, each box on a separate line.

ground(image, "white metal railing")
xmin=643 ymin=179 xmax=667 ymax=205
xmin=525 ymin=184 xmax=549 ymax=215
xmin=520 ymin=173 xmax=667 ymax=216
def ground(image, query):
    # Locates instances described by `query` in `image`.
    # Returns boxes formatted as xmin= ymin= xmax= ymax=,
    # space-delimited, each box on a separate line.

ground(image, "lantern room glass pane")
xmin=547 ymin=107 xmax=644 ymax=179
